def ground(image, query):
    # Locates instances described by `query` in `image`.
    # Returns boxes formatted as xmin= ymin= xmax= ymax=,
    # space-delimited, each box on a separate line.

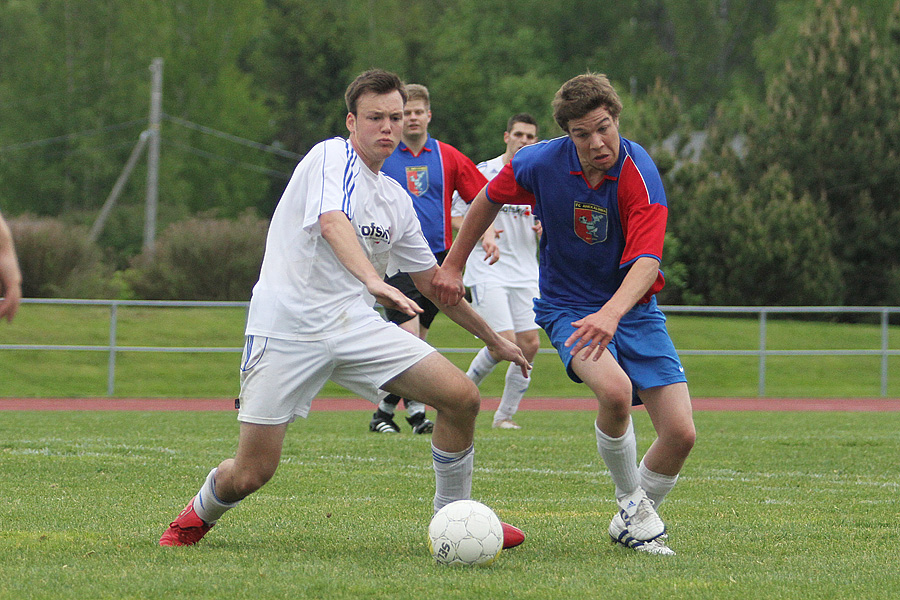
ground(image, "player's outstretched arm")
xmin=412 ymin=266 xmax=530 ymax=377
xmin=433 ymin=189 xmax=502 ymax=306
xmin=319 ymin=210 xmax=422 ymax=317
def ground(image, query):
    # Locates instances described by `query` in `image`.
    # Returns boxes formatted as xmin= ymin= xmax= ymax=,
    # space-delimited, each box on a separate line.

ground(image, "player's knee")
xmin=519 ymin=337 xmax=540 ymax=362
xmin=427 ymin=374 xmax=480 ymax=421
xmin=444 ymin=378 xmax=480 ymax=422
xmin=598 ymin=387 xmax=633 ymax=420
xmin=666 ymin=424 xmax=696 ymax=459
xmin=457 ymin=379 xmax=481 ymax=418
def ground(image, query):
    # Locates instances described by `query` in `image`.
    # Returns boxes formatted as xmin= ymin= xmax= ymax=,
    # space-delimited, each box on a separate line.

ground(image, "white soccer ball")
xmin=428 ymin=500 xmax=504 ymax=566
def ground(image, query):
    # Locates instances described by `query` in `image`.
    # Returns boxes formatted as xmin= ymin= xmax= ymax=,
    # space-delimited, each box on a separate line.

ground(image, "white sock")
xmin=432 ymin=444 xmax=474 ymax=513
xmin=377 ymin=391 xmax=400 ymax=415
xmin=494 ymin=363 xmax=530 ymax=422
xmin=406 ymin=400 xmax=427 ymax=417
xmin=192 ymin=468 xmax=240 ymax=525
xmin=595 ymin=419 xmax=640 ymax=500
xmin=466 ymin=347 xmax=499 ymax=386
xmin=639 ymin=458 xmax=679 ymax=508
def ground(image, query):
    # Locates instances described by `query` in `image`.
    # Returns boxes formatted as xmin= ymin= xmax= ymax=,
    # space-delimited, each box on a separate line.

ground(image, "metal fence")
xmin=3 ymin=299 xmax=899 ymax=397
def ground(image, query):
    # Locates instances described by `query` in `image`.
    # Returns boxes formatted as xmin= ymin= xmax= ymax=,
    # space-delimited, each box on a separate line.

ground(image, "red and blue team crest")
xmin=573 ymin=201 xmax=608 ymax=244
xmin=405 ymin=166 xmax=429 ymax=196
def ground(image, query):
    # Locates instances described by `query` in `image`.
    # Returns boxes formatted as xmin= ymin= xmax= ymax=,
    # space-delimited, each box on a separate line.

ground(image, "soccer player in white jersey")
xmin=159 ymin=70 xmax=528 ymax=550
xmin=451 ymin=114 xmax=540 ymax=429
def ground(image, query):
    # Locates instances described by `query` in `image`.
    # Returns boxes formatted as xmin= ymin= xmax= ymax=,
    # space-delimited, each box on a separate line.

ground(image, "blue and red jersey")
xmin=382 ymin=136 xmax=487 ymax=254
xmin=486 ymin=135 xmax=668 ymax=307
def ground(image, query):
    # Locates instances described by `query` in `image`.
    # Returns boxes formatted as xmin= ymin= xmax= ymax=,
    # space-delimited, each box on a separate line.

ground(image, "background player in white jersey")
xmin=0 ymin=211 xmax=22 ymax=323
xmin=451 ymin=114 xmax=541 ymax=429
xmin=159 ymin=70 xmax=528 ymax=549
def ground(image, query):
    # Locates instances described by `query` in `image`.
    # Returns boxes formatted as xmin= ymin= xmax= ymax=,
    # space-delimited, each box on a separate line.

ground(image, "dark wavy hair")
xmin=551 ymin=73 xmax=622 ymax=132
xmin=345 ymin=69 xmax=408 ymax=115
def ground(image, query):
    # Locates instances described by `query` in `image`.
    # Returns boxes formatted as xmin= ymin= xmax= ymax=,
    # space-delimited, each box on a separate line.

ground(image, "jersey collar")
xmin=398 ymin=135 xmax=433 ymax=157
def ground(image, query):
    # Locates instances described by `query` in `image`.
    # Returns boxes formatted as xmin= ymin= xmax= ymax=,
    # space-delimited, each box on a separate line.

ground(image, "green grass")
xmin=1 ymin=304 xmax=898 ymax=398
xmin=1 ymin=409 xmax=898 ymax=599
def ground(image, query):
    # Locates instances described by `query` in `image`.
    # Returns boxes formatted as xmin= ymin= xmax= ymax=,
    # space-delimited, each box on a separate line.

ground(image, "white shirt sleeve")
xmin=301 ymin=138 xmax=358 ymax=230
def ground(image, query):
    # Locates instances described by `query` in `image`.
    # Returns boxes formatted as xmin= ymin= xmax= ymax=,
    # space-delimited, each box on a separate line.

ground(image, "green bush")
xmin=9 ymin=215 xmax=118 ymax=298
xmin=125 ymin=212 xmax=268 ymax=300
xmin=668 ymin=164 xmax=844 ymax=306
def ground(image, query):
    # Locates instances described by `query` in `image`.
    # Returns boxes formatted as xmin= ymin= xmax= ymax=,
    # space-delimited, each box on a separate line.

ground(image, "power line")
xmin=0 ymin=118 xmax=148 ymax=153
xmin=163 ymin=114 xmax=303 ymax=160
xmin=163 ymin=139 xmax=292 ymax=180
xmin=25 ymin=139 xmax=142 ymax=161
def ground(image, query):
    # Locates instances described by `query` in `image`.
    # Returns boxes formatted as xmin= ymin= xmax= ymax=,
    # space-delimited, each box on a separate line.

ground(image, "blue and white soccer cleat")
xmin=608 ymin=511 xmax=674 ymax=555
xmin=608 ymin=488 xmax=674 ymax=555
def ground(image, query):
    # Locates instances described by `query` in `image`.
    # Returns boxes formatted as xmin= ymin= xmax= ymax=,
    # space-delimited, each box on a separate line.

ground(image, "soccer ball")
xmin=428 ymin=500 xmax=504 ymax=566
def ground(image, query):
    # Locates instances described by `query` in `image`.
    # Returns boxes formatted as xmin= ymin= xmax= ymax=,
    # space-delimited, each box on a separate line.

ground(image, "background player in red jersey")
xmin=369 ymin=83 xmax=489 ymax=434
xmin=433 ymin=73 xmax=695 ymax=555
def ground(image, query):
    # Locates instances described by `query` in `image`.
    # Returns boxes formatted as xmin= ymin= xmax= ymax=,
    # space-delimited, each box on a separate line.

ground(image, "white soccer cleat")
xmin=492 ymin=419 xmax=521 ymax=430
xmin=616 ymin=488 xmax=666 ymax=542
xmin=608 ymin=511 xmax=675 ymax=556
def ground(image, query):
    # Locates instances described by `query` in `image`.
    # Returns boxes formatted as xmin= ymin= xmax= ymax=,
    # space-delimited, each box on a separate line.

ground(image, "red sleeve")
xmin=618 ymin=161 xmax=667 ymax=266
xmin=617 ymin=157 xmax=667 ymax=300
xmin=485 ymin=162 xmax=535 ymax=206
xmin=439 ymin=142 xmax=488 ymax=203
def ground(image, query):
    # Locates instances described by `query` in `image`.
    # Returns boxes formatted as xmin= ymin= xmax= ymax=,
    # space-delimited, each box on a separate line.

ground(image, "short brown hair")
xmin=404 ymin=83 xmax=430 ymax=107
xmin=507 ymin=113 xmax=538 ymax=133
xmin=551 ymin=73 xmax=622 ymax=132
xmin=345 ymin=69 xmax=407 ymax=115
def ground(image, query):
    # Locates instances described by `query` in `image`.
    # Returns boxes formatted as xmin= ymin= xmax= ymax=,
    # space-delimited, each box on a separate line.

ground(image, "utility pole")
xmin=143 ymin=57 xmax=163 ymax=258
xmin=89 ymin=131 xmax=150 ymax=242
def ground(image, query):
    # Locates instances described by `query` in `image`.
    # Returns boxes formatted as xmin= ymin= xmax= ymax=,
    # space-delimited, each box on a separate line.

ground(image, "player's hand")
xmin=486 ymin=336 xmax=531 ymax=378
xmin=481 ymin=235 xmax=500 ymax=265
xmin=368 ymin=280 xmax=422 ymax=317
xmin=564 ymin=309 xmax=619 ymax=361
xmin=431 ymin=266 xmax=465 ymax=306
xmin=0 ymin=282 xmax=21 ymax=323
xmin=532 ymin=220 xmax=543 ymax=238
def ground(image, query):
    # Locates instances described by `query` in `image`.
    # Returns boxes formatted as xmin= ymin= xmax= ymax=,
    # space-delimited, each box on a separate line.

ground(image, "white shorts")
xmin=468 ymin=281 xmax=539 ymax=334
xmin=238 ymin=319 xmax=435 ymax=425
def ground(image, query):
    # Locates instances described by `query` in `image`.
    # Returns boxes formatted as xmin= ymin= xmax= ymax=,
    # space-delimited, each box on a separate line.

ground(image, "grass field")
xmin=1 ymin=303 xmax=898 ymax=399
xmin=1 ymin=409 xmax=898 ymax=599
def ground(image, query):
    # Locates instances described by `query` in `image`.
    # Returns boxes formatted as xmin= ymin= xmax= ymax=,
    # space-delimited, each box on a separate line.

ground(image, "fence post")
xmin=758 ymin=309 xmax=767 ymax=397
xmin=107 ymin=302 xmax=118 ymax=396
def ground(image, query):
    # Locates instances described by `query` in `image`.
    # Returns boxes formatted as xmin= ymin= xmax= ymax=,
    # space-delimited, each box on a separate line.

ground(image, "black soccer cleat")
xmin=407 ymin=412 xmax=434 ymax=434
xmin=369 ymin=409 xmax=401 ymax=433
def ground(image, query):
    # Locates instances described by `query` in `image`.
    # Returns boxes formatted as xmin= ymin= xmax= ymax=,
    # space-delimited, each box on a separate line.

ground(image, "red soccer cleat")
xmin=501 ymin=522 xmax=525 ymax=549
xmin=159 ymin=499 xmax=214 ymax=547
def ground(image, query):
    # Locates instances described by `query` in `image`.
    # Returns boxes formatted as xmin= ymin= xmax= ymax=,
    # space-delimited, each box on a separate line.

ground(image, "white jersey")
xmin=246 ymin=137 xmax=436 ymax=341
xmin=451 ymin=155 xmax=539 ymax=287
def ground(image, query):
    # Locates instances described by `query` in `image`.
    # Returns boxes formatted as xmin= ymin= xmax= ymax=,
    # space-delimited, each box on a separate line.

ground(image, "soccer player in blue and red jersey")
xmin=434 ymin=73 xmax=696 ymax=556
xmin=369 ymin=83 xmax=489 ymax=435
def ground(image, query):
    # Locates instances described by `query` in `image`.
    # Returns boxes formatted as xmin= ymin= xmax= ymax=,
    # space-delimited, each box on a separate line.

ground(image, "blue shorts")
xmin=533 ymin=296 xmax=687 ymax=398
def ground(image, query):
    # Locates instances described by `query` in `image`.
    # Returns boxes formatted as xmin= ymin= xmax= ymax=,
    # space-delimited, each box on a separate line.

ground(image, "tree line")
xmin=1 ymin=0 xmax=898 ymax=305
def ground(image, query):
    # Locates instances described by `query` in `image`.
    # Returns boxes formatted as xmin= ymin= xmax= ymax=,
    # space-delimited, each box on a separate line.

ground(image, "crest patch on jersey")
xmin=405 ymin=166 xmax=429 ymax=196
xmin=574 ymin=201 xmax=608 ymax=244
